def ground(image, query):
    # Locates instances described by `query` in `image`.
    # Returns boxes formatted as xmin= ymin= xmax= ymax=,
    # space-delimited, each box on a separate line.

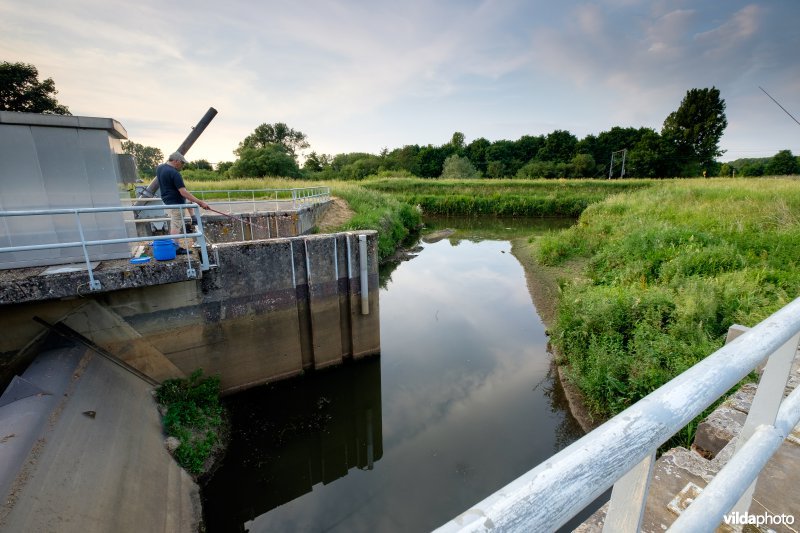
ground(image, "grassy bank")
xmin=184 ymin=177 xmax=421 ymax=261
xmin=534 ymin=178 xmax=800 ymax=419
xmin=362 ymin=177 xmax=653 ymax=216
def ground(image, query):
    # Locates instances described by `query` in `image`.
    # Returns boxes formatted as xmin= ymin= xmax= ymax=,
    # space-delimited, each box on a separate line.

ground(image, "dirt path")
xmin=317 ymin=197 xmax=355 ymax=232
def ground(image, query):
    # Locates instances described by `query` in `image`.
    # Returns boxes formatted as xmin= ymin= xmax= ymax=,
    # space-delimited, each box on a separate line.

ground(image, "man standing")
xmin=156 ymin=152 xmax=209 ymax=254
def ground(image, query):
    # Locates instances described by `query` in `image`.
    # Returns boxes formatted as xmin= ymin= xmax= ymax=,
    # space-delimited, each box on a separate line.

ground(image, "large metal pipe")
xmin=137 ymin=107 xmax=218 ymax=200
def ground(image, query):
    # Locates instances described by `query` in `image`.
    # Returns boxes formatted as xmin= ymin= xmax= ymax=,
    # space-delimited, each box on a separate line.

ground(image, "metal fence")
xmin=193 ymin=186 xmax=330 ymax=214
xmin=436 ymin=296 xmax=800 ymax=532
xmin=0 ymin=204 xmax=210 ymax=290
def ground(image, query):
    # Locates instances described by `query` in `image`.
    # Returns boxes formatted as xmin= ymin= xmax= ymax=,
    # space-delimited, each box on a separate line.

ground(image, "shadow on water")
xmin=202 ymin=216 xmax=608 ymax=531
xmin=202 ymin=358 xmax=383 ymax=532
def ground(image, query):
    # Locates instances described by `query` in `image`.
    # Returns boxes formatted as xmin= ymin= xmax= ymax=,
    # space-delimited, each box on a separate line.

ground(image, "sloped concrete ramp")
xmin=0 ymin=342 xmax=200 ymax=532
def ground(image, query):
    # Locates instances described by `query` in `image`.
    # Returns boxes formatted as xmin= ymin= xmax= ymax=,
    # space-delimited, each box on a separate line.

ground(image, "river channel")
xmin=202 ymin=217 xmax=589 ymax=532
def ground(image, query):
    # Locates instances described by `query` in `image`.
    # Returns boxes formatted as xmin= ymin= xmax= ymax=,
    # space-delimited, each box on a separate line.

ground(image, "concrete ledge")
xmin=0 ymin=256 xmax=203 ymax=305
xmin=0 ymin=111 xmax=127 ymax=139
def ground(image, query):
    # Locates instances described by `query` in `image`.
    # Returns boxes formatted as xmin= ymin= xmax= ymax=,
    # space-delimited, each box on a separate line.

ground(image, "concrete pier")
xmin=0 ymin=230 xmax=381 ymax=394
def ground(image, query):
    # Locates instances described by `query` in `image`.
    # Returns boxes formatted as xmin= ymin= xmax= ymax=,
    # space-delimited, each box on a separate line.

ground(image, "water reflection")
xmin=202 ymin=219 xmax=585 ymax=532
xmin=202 ymin=358 xmax=383 ymax=532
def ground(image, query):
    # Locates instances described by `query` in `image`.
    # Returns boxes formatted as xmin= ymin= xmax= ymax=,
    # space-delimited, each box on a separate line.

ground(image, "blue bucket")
xmin=152 ymin=240 xmax=176 ymax=261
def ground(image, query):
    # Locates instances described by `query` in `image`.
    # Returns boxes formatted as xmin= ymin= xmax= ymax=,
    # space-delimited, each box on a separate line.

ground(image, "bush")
xmin=156 ymin=369 xmax=224 ymax=476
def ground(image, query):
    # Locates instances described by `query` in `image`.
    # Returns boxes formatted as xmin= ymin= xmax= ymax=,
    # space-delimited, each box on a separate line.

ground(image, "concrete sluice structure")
xmin=0 ymin=230 xmax=381 ymax=393
xmin=0 ymin=230 xmax=381 ymax=531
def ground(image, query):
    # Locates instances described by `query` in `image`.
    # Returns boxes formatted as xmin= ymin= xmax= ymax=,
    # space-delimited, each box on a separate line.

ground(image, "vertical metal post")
xmin=304 ymin=240 xmax=311 ymax=285
xmin=346 ymin=234 xmax=353 ymax=279
xmin=193 ymin=205 xmax=210 ymax=271
xmin=603 ymin=452 xmax=656 ymax=532
xmin=74 ymin=210 xmax=101 ymax=290
xmin=731 ymin=330 xmax=800 ymax=514
xmin=333 ymin=236 xmax=339 ymax=280
xmin=289 ymin=241 xmax=296 ymax=288
xmin=609 ymin=152 xmax=615 ymax=179
xmin=359 ymin=234 xmax=369 ymax=315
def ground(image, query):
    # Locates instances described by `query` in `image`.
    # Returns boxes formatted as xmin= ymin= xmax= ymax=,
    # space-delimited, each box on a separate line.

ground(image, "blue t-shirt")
xmin=156 ymin=163 xmax=186 ymax=206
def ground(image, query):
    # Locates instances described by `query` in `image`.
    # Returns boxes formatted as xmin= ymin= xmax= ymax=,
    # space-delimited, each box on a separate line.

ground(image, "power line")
xmin=759 ymin=86 xmax=800 ymax=128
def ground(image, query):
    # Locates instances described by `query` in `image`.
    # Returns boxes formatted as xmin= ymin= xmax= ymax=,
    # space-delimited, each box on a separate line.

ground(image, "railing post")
xmin=193 ymin=205 xmax=210 ymax=271
xmin=603 ymin=451 xmax=656 ymax=532
xmin=730 ymin=330 xmax=800 ymax=514
xmin=74 ymin=210 xmax=102 ymax=291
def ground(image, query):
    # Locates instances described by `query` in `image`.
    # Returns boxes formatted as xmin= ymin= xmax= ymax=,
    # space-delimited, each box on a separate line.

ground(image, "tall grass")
xmin=539 ymin=178 xmax=800 ymax=418
xmin=362 ymin=177 xmax=652 ymax=217
xmin=184 ymin=177 xmax=421 ymax=261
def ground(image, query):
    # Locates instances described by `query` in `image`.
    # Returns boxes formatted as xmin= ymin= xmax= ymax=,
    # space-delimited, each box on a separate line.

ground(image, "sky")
xmin=2 ymin=0 xmax=799 ymax=166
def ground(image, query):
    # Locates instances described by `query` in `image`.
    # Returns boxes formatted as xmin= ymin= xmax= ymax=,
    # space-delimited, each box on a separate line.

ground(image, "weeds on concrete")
xmin=156 ymin=369 xmax=224 ymax=476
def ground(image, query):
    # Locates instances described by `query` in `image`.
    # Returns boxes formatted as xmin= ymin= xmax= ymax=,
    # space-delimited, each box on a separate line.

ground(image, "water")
xmin=202 ymin=217 xmax=587 ymax=532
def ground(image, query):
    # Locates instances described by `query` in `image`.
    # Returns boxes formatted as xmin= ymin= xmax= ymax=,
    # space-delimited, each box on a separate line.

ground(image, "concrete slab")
xmin=0 ymin=348 xmax=200 ymax=532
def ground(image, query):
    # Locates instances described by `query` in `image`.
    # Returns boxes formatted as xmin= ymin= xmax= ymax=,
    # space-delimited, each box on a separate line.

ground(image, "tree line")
xmin=3 ymin=61 xmax=797 ymax=179
xmin=217 ymin=86 xmax=795 ymax=179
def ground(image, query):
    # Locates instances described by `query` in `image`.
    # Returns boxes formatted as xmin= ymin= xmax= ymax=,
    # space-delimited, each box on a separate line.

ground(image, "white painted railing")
xmin=193 ymin=186 xmax=330 ymax=214
xmin=436 ymin=297 xmax=800 ymax=532
xmin=0 ymin=204 xmax=210 ymax=290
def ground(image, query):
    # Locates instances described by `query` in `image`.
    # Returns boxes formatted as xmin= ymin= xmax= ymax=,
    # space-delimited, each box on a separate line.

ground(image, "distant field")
xmin=361 ymin=177 xmax=653 ymax=217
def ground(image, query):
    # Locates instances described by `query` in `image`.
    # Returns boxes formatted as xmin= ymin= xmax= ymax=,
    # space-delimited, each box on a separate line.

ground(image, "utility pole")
xmin=609 ymin=149 xmax=627 ymax=179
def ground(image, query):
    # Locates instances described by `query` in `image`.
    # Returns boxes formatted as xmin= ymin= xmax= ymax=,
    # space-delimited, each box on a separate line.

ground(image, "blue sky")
xmin=2 ymin=0 xmax=799 ymax=166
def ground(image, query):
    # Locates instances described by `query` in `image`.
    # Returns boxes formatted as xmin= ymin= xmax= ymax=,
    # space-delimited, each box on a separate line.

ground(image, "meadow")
xmin=361 ymin=177 xmax=653 ymax=217
xmin=535 ymin=178 xmax=800 ymax=420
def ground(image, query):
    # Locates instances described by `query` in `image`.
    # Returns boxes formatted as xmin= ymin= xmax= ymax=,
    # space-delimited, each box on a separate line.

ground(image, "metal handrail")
xmin=0 ymin=203 xmax=211 ymax=291
xmin=436 ymin=296 xmax=800 ymax=532
xmin=192 ymin=186 xmax=330 ymax=212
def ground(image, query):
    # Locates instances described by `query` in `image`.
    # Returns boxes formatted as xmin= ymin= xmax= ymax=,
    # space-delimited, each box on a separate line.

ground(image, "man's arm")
xmin=178 ymin=187 xmax=209 ymax=210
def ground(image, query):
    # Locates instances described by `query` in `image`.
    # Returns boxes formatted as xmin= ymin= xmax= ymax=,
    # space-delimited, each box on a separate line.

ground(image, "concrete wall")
xmin=200 ymin=203 xmax=330 ymax=243
xmin=0 ymin=231 xmax=380 ymax=394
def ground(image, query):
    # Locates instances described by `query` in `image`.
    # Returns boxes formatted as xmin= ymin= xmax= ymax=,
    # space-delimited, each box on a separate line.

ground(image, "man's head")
xmin=168 ymin=152 xmax=188 ymax=169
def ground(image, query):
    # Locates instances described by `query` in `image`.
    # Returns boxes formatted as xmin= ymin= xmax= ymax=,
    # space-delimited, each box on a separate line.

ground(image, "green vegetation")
xmin=537 ymin=178 xmax=800 ymax=418
xmin=362 ymin=177 xmax=653 ymax=216
xmin=0 ymin=61 xmax=70 ymax=115
xmin=155 ymin=369 xmax=225 ymax=476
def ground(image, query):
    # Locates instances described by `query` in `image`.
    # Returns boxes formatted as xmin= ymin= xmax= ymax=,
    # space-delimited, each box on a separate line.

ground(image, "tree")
xmin=0 ymin=61 xmax=70 ymax=115
xmin=235 ymin=122 xmax=309 ymax=159
xmin=187 ymin=159 xmax=213 ymax=171
xmin=417 ymin=144 xmax=455 ymax=178
xmin=766 ymin=150 xmax=799 ymax=175
xmin=121 ymin=141 xmax=163 ymax=176
xmin=570 ymin=153 xmax=597 ymax=177
xmin=449 ymin=131 xmax=465 ymax=152
xmin=626 ymin=129 xmax=675 ymax=178
xmin=486 ymin=140 xmax=519 ymax=177
xmin=464 ymin=137 xmax=491 ymax=174
xmin=662 ymin=87 xmax=727 ymax=172
xmin=537 ymin=130 xmax=578 ymax=163
xmin=302 ymin=151 xmax=331 ymax=173
xmin=440 ymin=154 xmax=481 ymax=179
xmin=229 ymin=144 xmax=301 ymax=178
xmin=216 ymin=161 xmax=234 ymax=174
